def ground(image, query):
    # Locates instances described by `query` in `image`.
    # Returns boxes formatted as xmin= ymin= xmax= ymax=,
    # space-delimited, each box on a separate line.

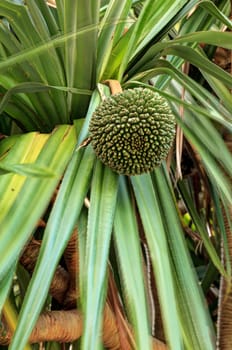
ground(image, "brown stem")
xmin=49 ymin=266 xmax=70 ymax=304
xmin=31 ymin=310 xmax=82 ymax=343
xmin=108 ymin=270 xmax=134 ymax=349
xmin=103 ymin=80 xmax=123 ymax=95
xmin=20 ymin=239 xmax=41 ymax=271
xmin=0 ymin=306 xmax=167 ymax=349
xmin=0 ymin=307 xmax=116 ymax=346
xmin=20 ymin=240 xmax=69 ymax=304
xmin=63 ymin=228 xmax=79 ymax=308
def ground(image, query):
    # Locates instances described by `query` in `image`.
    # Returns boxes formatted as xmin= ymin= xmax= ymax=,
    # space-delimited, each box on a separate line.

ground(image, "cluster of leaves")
xmin=0 ymin=0 xmax=232 ymax=349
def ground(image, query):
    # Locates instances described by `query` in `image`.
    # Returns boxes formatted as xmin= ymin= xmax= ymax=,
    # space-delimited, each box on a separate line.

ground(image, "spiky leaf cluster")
xmin=89 ymin=88 xmax=176 ymax=175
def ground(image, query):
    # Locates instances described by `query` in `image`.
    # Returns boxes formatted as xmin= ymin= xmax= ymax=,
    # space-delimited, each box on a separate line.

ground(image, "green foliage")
xmin=0 ymin=1 xmax=232 ymax=349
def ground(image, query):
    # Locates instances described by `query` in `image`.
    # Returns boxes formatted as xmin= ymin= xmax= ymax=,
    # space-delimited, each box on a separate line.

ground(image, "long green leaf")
xmin=0 ymin=82 xmax=92 ymax=117
xmin=143 ymin=31 xmax=232 ymax=61
xmin=178 ymin=181 xmax=225 ymax=276
xmin=9 ymin=145 xmax=95 ymax=350
xmin=129 ymin=30 xmax=232 ymax=89
xmin=0 ymin=126 xmax=76 ymax=281
xmin=0 ymin=162 xmax=54 ymax=177
xmin=114 ymin=176 xmax=151 ymax=349
xmin=202 ymin=73 xmax=232 ymax=115
xmin=163 ymin=45 xmax=232 ymax=88
xmin=113 ymin=0 xmax=189 ymax=80
xmin=81 ymin=161 xmax=118 ymax=350
xmin=175 ymin=30 xmax=232 ymax=48
xmin=34 ymin=0 xmax=61 ymax=37
xmin=173 ymin=110 xmax=232 ymax=204
xmin=209 ymin=181 xmax=232 ymax=279
xmin=0 ymin=1 xmax=68 ymax=125
xmin=60 ymin=0 xmax=100 ymax=117
xmin=0 ymin=24 xmax=100 ymax=73
xmin=0 ymin=265 xmax=16 ymax=312
xmin=131 ymin=174 xmax=183 ymax=350
xmin=153 ymin=166 xmax=216 ymax=349
xmin=97 ymin=0 xmax=132 ymax=81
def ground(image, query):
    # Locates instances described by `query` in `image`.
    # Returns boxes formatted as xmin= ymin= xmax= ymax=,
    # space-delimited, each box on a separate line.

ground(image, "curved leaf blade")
xmin=81 ymin=161 xmax=118 ymax=350
xmin=9 ymin=145 xmax=95 ymax=350
xmin=0 ymin=126 xmax=76 ymax=281
xmin=131 ymin=174 xmax=183 ymax=350
xmin=114 ymin=176 xmax=152 ymax=349
xmin=153 ymin=166 xmax=216 ymax=350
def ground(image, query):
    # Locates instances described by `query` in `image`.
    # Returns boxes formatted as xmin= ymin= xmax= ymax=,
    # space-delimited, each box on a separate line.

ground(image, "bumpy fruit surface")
xmin=89 ymin=87 xmax=176 ymax=175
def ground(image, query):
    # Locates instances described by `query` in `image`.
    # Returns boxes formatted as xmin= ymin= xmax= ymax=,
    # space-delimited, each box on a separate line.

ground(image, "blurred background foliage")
xmin=0 ymin=0 xmax=232 ymax=349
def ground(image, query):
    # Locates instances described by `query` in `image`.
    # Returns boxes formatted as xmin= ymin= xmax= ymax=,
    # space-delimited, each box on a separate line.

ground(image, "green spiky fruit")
xmin=89 ymin=87 xmax=176 ymax=175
